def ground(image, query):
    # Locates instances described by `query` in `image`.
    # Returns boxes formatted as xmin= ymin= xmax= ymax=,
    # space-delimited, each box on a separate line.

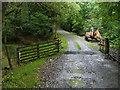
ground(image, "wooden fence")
xmin=17 ymin=39 xmax=61 ymax=63
xmin=99 ymin=38 xmax=120 ymax=63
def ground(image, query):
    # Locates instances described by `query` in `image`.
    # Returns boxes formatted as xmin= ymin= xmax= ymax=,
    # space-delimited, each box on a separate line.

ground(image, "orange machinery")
xmin=85 ymin=30 xmax=102 ymax=41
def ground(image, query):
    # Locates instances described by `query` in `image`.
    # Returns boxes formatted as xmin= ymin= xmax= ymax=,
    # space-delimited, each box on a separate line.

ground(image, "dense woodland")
xmin=2 ymin=2 xmax=120 ymax=88
xmin=2 ymin=2 xmax=120 ymax=44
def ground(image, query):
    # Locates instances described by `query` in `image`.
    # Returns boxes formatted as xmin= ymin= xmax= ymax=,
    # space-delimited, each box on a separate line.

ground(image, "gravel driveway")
xmin=39 ymin=29 xmax=119 ymax=88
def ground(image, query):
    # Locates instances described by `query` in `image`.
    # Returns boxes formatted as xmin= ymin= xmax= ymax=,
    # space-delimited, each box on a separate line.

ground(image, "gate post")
xmin=105 ymin=38 xmax=109 ymax=54
xmin=17 ymin=48 xmax=19 ymax=64
xmin=57 ymin=40 xmax=60 ymax=52
xmin=99 ymin=39 xmax=101 ymax=51
xmin=37 ymin=44 xmax=39 ymax=59
xmin=17 ymin=48 xmax=20 ymax=65
xmin=5 ymin=45 xmax=12 ymax=69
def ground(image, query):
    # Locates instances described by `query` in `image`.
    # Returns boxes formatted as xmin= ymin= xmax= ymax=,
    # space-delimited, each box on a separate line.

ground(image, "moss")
xmin=71 ymin=69 xmax=84 ymax=73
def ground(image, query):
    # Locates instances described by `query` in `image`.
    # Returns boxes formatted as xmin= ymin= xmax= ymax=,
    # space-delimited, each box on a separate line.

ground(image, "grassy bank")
xmin=86 ymin=42 xmax=99 ymax=50
xmin=3 ymin=32 xmax=68 ymax=88
xmin=3 ymin=55 xmax=58 ymax=88
xmin=57 ymin=32 xmax=68 ymax=51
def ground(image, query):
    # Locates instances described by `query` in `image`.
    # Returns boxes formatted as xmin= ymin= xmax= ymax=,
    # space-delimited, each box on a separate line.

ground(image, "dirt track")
xmin=39 ymin=29 xmax=119 ymax=88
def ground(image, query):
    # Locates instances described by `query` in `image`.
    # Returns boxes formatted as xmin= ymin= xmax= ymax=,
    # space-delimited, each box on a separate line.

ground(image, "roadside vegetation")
xmin=2 ymin=32 xmax=68 ymax=88
xmin=57 ymin=32 xmax=68 ymax=51
xmin=75 ymin=42 xmax=81 ymax=50
xmin=3 ymin=54 xmax=62 ymax=88
xmin=86 ymin=42 xmax=99 ymax=50
xmin=61 ymin=2 xmax=120 ymax=44
xmin=2 ymin=2 xmax=120 ymax=88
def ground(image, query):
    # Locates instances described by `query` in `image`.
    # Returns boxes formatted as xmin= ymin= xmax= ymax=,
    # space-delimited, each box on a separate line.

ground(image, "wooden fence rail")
xmin=99 ymin=38 xmax=120 ymax=63
xmin=17 ymin=39 xmax=61 ymax=63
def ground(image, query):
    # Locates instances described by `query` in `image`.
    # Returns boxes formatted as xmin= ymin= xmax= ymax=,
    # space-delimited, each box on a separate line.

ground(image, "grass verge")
xmin=2 ymin=32 xmax=68 ymax=88
xmin=57 ymin=32 xmax=68 ymax=51
xmin=2 ymin=54 xmax=61 ymax=88
xmin=86 ymin=42 xmax=99 ymax=50
xmin=75 ymin=42 xmax=81 ymax=50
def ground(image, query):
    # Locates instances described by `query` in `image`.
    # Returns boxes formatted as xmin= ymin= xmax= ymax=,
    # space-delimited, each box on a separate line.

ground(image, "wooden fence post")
xmin=57 ymin=40 xmax=60 ymax=52
xmin=5 ymin=45 xmax=12 ymax=69
xmin=17 ymin=48 xmax=20 ymax=65
xmin=105 ymin=38 xmax=109 ymax=54
xmin=99 ymin=39 xmax=101 ymax=51
xmin=37 ymin=44 xmax=39 ymax=59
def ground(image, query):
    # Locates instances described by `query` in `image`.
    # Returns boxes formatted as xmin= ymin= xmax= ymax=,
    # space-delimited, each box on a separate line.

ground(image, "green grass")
xmin=75 ymin=42 xmax=81 ymax=50
xmin=2 ymin=54 xmax=61 ymax=88
xmin=66 ymin=32 xmax=81 ymax=50
xmin=3 ymin=32 xmax=68 ymax=88
xmin=86 ymin=42 xmax=99 ymax=50
xmin=2 ymin=44 xmax=18 ymax=67
xmin=19 ymin=42 xmax=57 ymax=62
xmin=56 ymin=32 xmax=68 ymax=51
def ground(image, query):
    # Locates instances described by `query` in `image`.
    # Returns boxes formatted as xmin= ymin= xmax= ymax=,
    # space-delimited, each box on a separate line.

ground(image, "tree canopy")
xmin=2 ymin=2 xmax=120 ymax=44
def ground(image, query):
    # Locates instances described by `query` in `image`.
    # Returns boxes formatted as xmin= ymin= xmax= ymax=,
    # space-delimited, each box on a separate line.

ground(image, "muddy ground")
xmin=38 ymin=29 xmax=120 ymax=88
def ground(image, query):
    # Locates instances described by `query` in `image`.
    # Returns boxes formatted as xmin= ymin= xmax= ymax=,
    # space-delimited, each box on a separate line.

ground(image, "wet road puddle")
xmin=68 ymin=79 xmax=85 ymax=87
xmin=71 ymin=69 xmax=84 ymax=73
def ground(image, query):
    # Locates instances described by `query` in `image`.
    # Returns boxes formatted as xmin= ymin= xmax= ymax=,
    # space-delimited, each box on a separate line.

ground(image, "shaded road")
xmin=39 ymin=29 xmax=119 ymax=88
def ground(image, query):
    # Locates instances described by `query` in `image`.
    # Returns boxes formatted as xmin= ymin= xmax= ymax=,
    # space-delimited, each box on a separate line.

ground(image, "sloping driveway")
xmin=39 ymin=29 xmax=119 ymax=88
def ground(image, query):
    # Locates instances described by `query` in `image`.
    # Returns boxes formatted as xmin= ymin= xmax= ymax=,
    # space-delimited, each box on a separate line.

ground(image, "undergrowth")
xmin=2 ymin=32 xmax=68 ymax=88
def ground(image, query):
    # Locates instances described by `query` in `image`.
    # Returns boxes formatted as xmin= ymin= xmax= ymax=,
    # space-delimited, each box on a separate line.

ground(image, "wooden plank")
xmin=17 ymin=39 xmax=61 ymax=63
xmin=20 ymin=45 xmax=57 ymax=56
xmin=19 ymin=43 xmax=56 ymax=52
xmin=39 ymin=51 xmax=57 ymax=58
xmin=20 ymin=53 xmax=37 ymax=59
xmin=21 ymin=50 xmax=37 ymax=56
xmin=20 ymin=48 xmax=57 ymax=58
xmin=21 ymin=57 xmax=38 ymax=63
xmin=20 ymin=55 xmax=38 ymax=61
xmin=21 ymin=51 xmax=57 ymax=63
xmin=39 ymin=49 xmax=58 ymax=56
xmin=38 ymin=50 xmax=58 ymax=58
xmin=38 ymin=48 xmax=57 ymax=54
xmin=20 ymin=50 xmax=58 ymax=62
xmin=17 ymin=40 xmax=58 ymax=49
